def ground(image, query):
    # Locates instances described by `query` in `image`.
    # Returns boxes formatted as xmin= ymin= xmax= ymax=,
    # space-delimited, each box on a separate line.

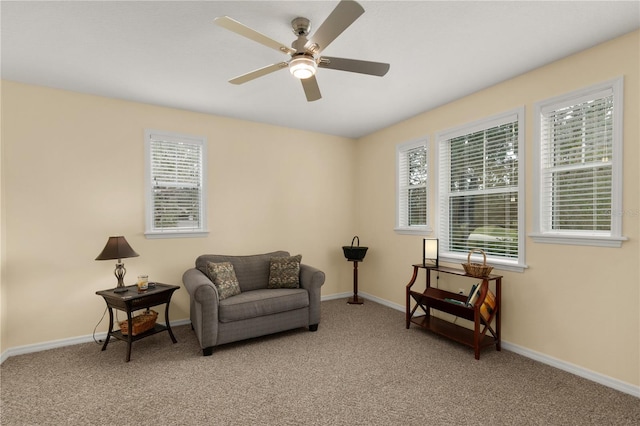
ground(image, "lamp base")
xmin=113 ymin=262 xmax=128 ymax=293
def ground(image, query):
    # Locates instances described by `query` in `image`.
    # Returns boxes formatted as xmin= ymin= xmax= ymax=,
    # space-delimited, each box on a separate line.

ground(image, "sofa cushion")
xmin=196 ymin=251 xmax=290 ymax=292
xmin=218 ymin=288 xmax=309 ymax=323
xmin=206 ymin=261 xmax=241 ymax=300
xmin=268 ymin=254 xmax=302 ymax=289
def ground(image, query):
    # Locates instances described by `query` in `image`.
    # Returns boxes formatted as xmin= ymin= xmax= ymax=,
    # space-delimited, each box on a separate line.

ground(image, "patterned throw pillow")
xmin=268 ymin=255 xmax=302 ymax=289
xmin=206 ymin=261 xmax=241 ymax=300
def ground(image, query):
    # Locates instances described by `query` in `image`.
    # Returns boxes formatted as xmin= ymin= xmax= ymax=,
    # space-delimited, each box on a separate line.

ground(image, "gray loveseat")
xmin=183 ymin=251 xmax=325 ymax=356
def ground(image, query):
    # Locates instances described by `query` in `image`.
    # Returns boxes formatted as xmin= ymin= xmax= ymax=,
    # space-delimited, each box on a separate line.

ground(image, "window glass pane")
xmin=439 ymin=110 xmax=522 ymax=263
xmin=450 ymin=123 xmax=518 ymax=193
xmin=408 ymin=146 xmax=427 ymax=186
xmin=486 ymin=124 xmax=519 ymax=188
xmin=449 ymin=192 xmax=519 ymax=258
xmin=408 ymin=187 xmax=427 ymax=226
xmin=396 ymin=141 xmax=428 ymax=232
xmin=150 ymin=140 xmax=203 ymax=231
xmin=407 ymin=145 xmax=427 ymax=226
xmin=540 ymin=90 xmax=614 ymax=234
xmin=546 ymin=97 xmax=613 ymax=168
xmin=146 ymin=130 xmax=206 ymax=236
xmin=551 ymin=166 xmax=612 ymax=231
xmin=153 ymin=187 xmax=201 ymax=229
xmin=450 ymin=134 xmax=484 ymax=192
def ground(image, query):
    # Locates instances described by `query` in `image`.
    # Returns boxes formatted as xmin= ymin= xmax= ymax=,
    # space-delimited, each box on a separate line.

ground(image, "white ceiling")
xmin=2 ymin=1 xmax=639 ymax=139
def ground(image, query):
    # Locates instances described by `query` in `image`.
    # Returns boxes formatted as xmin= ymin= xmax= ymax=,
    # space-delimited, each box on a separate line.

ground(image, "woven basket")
xmin=462 ymin=249 xmax=494 ymax=278
xmin=342 ymin=236 xmax=368 ymax=261
xmin=119 ymin=310 xmax=158 ymax=336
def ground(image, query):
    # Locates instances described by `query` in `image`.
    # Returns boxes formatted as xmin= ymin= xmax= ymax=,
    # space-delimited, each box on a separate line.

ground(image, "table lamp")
xmin=423 ymin=238 xmax=439 ymax=267
xmin=95 ymin=236 xmax=139 ymax=293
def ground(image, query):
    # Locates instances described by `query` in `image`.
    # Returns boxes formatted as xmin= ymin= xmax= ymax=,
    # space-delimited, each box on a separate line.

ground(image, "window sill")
xmin=394 ymin=226 xmax=432 ymax=236
xmin=529 ymin=233 xmax=627 ymax=248
xmin=441 ymin=254 xmax=528 ymax=273
xmin=145 ymin=230 xmax=209 ymax=239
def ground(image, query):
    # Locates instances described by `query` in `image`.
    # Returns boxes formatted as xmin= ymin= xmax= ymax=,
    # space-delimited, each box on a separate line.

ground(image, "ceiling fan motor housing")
xmin=291 ymin=17 xmax=311 ymax=36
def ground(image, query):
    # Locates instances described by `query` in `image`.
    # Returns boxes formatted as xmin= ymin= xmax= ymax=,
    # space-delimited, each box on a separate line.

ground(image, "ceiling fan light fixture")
xmin=289 ymin=56 xmax=317 ymax=79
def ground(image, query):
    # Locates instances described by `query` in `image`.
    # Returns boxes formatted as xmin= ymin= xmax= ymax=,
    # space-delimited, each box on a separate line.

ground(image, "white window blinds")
xmin=539 ymin=90 xmax=613 ymax=233
xmin=438 ymin=109 xmax=523 ymax=265
xmin=532 ymin=77 xmax=626 ymax=247
xmin=145 ymin=130 xmax=207 ymax=238
xmin=396 ymin=140 xmax=428 ymax=233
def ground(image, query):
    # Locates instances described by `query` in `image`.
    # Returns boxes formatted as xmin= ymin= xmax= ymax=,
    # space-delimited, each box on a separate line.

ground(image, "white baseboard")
xmin=356 ymin=291 xmax=405 ymax=311
xmin=320 ymin=292 xmax=352 ymax=301
xmin=0 ymin=295 xmax=353 ymax=362
xmin=0 ymin=318 xmax=191 ymax=365
xmin=501 ymin=341 xmax=640 ymax=398
xmin=356 ymin=291 xmax=640 ymax=398
xmin=2 ymin=295 xmax=638 ymax=398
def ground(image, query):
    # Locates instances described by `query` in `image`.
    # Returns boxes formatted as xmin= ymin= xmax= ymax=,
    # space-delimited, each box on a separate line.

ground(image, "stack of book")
xmin=480 ymin=289 xmax=497 ymax=322
xmin=465 ymin=283 xmax=497 ymax=322
xmin=465 ymin=283 xmax=482 ymax=306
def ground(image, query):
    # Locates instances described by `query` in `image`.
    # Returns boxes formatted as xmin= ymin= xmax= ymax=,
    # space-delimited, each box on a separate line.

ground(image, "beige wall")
xmin=356 ymin=30 xmax=640 ymax=387
xmin=1 ymin=80 xmax=6 ymax=355
xmin=1 ymin=81 xmax=356 ymax=348
xmin=1 ymin=30 xmax=638 ymax=390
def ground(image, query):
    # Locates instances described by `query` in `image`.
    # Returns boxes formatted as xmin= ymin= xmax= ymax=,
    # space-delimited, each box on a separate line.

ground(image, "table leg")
xmin=405 ymin=265 xmax=419 ymax=328
xmin=125 ymin=310 xmax=133 ymax=362
xmin=496 ymin=278 xmax=502 ymax=352
xmin=101 ymin=308 xmax=113 ymax=351
xmin=165 ymin=302 xmax=177 ymax=344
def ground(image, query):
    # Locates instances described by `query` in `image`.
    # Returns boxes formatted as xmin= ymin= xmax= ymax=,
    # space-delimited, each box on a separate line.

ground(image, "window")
xmin=532 ymin=78 xmax=626 ymax=247
xmin=437 ymin=108 xmax=525 ymax=271
xmin=395 ymin=139 xmax=429 ymax=235
xmin=144 ymin=130 xmax=208 ymax=238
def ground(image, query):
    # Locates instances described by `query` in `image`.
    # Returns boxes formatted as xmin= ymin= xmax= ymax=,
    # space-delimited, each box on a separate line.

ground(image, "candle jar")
xmin=137 ymin=275 xmax=149 ymax=291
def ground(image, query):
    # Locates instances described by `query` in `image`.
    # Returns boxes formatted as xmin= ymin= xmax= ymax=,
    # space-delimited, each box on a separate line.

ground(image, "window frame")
xmin=436 ymin=107 xmax=526 ymax=272
xmin=144 ymin=129 xmax=208 ymax=239
xmin=395 ymin=138 xmax=430 ymax=235
xmin=531 ymin=77 xmax=626 ymax=248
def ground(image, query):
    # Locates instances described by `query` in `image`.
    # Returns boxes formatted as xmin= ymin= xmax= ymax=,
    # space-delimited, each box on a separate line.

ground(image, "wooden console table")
xmin=405 ymin=265 xmax=502 ymax=359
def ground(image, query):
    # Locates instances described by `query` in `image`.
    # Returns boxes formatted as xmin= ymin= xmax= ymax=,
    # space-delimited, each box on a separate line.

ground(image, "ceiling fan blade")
xmin=214 ymin=16 xmax=295 ymax=55
xmin=310 ymin=0 xmax=364 ymax=52
xmin=301 ymin=76 xmax=322 ymax=102
xmin=229 ymin=62 xmax=288 ymax=85
xmin=319 ymin=57 xmax=390 ymax=76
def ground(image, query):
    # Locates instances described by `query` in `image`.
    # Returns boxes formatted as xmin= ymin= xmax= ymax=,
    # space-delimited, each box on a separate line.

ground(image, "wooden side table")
xmin=96 ymin=283 xmax=179 ymax=362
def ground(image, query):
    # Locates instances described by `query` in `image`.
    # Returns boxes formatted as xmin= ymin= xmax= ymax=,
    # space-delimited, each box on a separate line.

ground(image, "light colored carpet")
xmin=1 ymin=298 xmax=638 ymax=425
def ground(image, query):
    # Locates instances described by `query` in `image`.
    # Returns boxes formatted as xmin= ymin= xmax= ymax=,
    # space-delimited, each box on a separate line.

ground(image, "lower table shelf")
xmin=108 ymin=323 xmax=170 ymax=343
xmin=409 ymin=315 xmax=497 ymax=350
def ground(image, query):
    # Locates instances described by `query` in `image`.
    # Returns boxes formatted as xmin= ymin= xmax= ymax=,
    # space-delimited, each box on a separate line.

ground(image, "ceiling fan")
xmin=214 ymin=0 xmax=390 ymax=102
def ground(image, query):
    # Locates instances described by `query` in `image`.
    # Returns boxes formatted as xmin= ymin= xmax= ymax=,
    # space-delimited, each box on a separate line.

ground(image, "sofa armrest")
xmin=300 ymin=264 xmax=325 ymax=290
xmin=299 ymin=264 xmax=325 ymax=326
xmin=183 ymin=268 xmax=219 ymax=305
xmin=182 ymin=268 xmax=220 ymax=350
